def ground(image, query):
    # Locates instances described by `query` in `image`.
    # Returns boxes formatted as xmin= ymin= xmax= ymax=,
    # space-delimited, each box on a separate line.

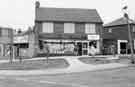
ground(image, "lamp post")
xmin=124 ymin=12 xmax=135 ymax=64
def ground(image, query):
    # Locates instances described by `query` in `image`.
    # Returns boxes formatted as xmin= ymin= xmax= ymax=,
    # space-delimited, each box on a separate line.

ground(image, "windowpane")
xmin=42 ymin=22 xmax=54 ymax=33
xmin=64 ymin=23 xmax=75 ymax=33
xmin=85 ymin=24 xmax=96 ymax=33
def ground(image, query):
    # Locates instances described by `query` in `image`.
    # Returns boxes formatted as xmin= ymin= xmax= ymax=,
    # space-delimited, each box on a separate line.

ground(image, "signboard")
xmin=14 ymin=35 xmax=28 ymax=43
xmin=88 ymin=35 xmax=100 ymax=40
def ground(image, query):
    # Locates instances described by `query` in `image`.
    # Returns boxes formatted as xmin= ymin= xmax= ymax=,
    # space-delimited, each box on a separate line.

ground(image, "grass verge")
xmin=0 ymin=59 xmax=69 ymax=70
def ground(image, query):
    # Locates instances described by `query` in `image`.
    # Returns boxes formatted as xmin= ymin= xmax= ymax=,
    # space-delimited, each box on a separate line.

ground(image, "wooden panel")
xmin=54 ymin=22 xmax=64 ymax=33
xmin=75 ymin=23 xmax=85 ymax=34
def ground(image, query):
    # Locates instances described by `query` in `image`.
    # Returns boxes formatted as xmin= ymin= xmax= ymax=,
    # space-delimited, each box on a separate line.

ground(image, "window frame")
xmin=85 ymin=23 xmax=96 ymax=34
xmin=42 ymin=22 xmax=54 ymax=33
xmin=64 ymin=23 xmax=75 ymax=33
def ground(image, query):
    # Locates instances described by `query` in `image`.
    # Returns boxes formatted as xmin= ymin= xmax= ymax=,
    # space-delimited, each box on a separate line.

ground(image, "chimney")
xmin=35 ymin=1 xmax=40 ymax=8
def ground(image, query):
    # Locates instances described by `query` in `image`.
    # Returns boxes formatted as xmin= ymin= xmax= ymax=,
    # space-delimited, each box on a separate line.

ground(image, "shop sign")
xmin=88 ymin=35 xmax=100 ymax=40
xmin=14 ymin=35 xmax=28 ymax=43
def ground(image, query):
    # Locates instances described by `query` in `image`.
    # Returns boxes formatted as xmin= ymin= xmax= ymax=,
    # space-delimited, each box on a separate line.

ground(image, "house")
xmin=102 ymin=17 xmax=135 ymax=55
xmin=0 ymin=27 xmax=13 ymax=58
xmin=33 ymin=1 xmax=103 ymax=56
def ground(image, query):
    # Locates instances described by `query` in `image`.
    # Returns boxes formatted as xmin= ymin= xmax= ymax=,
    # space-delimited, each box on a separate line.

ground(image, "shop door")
xmin=120 ymin=42 xmax=127 ymax=54
xmin=77 ymin=42 xmax=82 ymax=56
xmin=82 ymin=42 xmax=88 ymax=55
xmin=118 ymin=40 xmax=128 ymax=54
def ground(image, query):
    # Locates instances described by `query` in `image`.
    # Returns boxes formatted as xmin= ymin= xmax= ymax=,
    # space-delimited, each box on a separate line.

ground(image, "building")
xmin=0 ymin=27 xmax=13 ymax=58
xmin=34 ymin=1 xmax=103 ymax=56
xmin=103 ymin=17 xmax=135 ymax=55
xmin=13 ymin=28 xmax=35 ymax=58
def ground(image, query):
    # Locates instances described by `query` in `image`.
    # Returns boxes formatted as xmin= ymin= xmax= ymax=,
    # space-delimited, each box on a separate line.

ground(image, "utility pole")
xmin=123 ymin=8 xmax=135 ymax=64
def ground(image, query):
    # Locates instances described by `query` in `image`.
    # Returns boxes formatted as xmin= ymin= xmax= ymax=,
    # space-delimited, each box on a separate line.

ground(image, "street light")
xmin=123 ymin=7 xmax=135 ymax=64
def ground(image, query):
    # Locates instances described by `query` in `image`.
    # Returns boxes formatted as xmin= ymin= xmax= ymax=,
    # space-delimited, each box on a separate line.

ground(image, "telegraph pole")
xmin=123 ymin=6 xmax=135 ymax=64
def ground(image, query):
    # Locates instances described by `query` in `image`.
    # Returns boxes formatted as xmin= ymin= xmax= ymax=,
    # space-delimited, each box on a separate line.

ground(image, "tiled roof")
xmin=104 ymin=17 xmax=135 ymax=27
xmin=35 ymin=7 xmax=103 ymax=23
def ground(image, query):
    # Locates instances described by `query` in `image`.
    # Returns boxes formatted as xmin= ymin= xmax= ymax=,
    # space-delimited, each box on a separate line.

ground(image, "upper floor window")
xmin=108 ymin=28 xmax=112 ymax=33
xmin=85 ymin=24 xmax=96 ymax=34
xmin=42 ymin=22 xmax=54 ymax=33
xmin=2 ymin=29 xmax=8 ymax=37
xmin=64 ymin=23 xmax=75 ymax=33
xmin=133 ymin=26 xmax=135 ymax=32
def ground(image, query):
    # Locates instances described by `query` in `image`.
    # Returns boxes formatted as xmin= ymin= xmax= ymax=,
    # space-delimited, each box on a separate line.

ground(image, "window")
xmin=134 ymin=40 xmax=135 ymax=49
xmin=85 ymin=24 xmax=96 ymax=34
xmin=2 ymin=29 xmax=8 ymax=37
xmin=133 ymin=26 xmax=135 ymax=32
xmin=108 ymin=28 xmax=112 ymax=33
xmin=64 ymin=23 xmax=75 ymax=33
xmin=42 ymin=22 xmax=54 ymax=33
xmin=0 ymin=29 xmax=2 ymax=37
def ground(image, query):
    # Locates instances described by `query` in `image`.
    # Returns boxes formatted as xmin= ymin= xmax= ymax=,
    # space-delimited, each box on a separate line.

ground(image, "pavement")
xmin=0 ymin=56 xmax=129 ymax=75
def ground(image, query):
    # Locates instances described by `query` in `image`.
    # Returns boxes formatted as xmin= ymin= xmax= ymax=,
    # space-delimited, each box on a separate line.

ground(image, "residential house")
xmin=34 ymin=1 xmax=103 ymax=56
xmin=103 ymin=17 xmax=135 ymax=55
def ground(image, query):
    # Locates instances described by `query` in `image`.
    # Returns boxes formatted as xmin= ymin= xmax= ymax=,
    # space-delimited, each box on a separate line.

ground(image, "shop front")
xmin=38 ymin=34 xmax=100 ymax=56
xmin=13 ymin=35 xmax=29 ymax=58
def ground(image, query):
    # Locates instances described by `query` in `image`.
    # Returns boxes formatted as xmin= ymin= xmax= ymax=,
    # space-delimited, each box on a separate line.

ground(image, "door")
xmin=77 ymin=42 xmax=82 ymax=56
xmin=118 ymin=40 xmax=128 ymax=54
xmin=82 ymin=42 xmax=88 ymax=55
xmin=120 ymin=42 xmax=127 ymax=54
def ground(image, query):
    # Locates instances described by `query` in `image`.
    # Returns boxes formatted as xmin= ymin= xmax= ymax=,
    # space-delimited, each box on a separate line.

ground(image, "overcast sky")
xmin=0 ymin=0 xmax=135 ymax=30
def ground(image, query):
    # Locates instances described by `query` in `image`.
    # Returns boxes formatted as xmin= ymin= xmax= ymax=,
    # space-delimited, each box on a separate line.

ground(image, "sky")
xmin=0 ymin=0 xmax=135 ymax=30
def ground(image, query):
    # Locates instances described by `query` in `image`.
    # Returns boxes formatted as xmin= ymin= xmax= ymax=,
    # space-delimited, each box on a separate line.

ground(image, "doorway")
xmin=118 ymin=40 xmax=128 ymax=54
xmin=77 ymin=42 xmax=82 ymax=56
xmin=76 ymin=42 xmax=88 ymax=56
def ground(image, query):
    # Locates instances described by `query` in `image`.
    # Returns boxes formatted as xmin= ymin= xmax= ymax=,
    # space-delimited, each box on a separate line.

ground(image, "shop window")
xmin=89 ymin=41 xmax=97 ymax=48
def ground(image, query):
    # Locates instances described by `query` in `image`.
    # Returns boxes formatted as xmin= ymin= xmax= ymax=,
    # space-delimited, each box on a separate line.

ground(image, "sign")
xmin=88 ymin=35 xmax=100 ymax=40
xmin=14 ymin=35 xmax=28 ymax=43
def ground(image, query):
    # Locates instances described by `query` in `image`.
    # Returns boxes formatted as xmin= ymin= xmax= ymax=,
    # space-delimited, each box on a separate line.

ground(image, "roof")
xmin=104 ymin=17 xmax=135 ymax=27
xmin=35 ymin=7 xmax=103 ymax=23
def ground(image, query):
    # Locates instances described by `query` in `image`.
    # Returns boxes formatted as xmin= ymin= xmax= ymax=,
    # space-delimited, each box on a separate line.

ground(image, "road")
xmin=0 ymin=66 xmax=135 ymax=87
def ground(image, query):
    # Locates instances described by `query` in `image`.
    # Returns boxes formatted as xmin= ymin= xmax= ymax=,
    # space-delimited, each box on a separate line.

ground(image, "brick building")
xmin=103 ymin=17 xmax=135 ymax=55
xmin=33 ymin=1 xmax=103 ymax=56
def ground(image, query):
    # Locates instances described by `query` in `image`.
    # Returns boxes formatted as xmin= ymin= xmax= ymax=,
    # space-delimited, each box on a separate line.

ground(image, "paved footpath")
xmin=0 ymin=56 xmax=129 ymax=76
